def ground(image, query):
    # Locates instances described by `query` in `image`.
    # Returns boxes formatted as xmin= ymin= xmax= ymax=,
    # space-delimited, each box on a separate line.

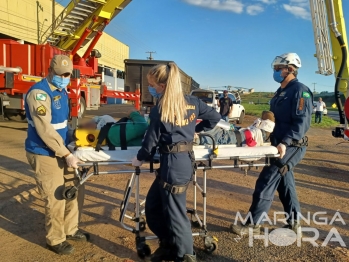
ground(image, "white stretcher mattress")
xmin=68 ymin=142 xmax=279 ymax=162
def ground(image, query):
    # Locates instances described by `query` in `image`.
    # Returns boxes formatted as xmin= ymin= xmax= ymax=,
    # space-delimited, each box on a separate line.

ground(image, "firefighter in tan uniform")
xmin=25 ymin=55 xmax=88 ymax=255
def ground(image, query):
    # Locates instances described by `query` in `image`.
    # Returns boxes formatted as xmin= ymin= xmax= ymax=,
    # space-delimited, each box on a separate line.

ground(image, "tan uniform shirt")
xmin=26 ymin=79 xmax=71 ymax=158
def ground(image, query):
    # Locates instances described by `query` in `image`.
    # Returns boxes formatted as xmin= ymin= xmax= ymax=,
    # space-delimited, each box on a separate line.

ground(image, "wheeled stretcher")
xmin=65 ymin=134 xmax=279 ymax=258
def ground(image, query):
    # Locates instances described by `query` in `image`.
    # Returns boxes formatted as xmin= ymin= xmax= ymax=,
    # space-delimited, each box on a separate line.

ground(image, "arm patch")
xmin=36 ymin=105 xmax=47 ymax=116
xmin=298 ymin=98 xmax=304 ymax=111
xmin=36 ymin=93 xmax=47 ymax=101
xmin=302 ymin=91 xmax=310 ymax=98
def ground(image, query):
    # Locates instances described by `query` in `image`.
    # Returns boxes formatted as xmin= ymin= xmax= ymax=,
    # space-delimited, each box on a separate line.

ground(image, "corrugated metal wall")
xmin=0 ymin=0 xmax=129 ymax=70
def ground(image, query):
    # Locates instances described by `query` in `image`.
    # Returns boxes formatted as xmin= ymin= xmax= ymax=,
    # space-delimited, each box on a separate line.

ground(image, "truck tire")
xmin=5 ymin=111 xmax=27 ymax=122
xmin=79 ymin=97 xmax=86 ymax=118
xmin=237 ymin=111 xmax=244 ymax=124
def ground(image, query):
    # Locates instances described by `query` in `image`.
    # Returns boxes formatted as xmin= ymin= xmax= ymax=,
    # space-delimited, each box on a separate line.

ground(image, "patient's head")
xmin=78 ymin=115 xmax=116 ymax=130
xmin=261 ymin=111 xmax=275 ymax=123
xmin=79 ymin=120 xmax=97 ymax=130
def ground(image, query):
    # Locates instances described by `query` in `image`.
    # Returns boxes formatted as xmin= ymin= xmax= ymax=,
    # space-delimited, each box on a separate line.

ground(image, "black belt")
xmin=156 ymin=174 xmax=189 ymax=194
xmin=291 ymin=136 xmax=308 ymax=147
xmin=159 ymin=142 xmax=193 ymax=154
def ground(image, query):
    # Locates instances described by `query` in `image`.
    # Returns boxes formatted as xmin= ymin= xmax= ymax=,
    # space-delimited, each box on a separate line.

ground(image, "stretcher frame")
xmin=64 ymin=134 xmax=280 ymax=258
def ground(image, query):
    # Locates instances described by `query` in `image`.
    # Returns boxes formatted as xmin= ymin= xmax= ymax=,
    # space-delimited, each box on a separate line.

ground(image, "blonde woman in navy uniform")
xmin=132 ymin=62 xmax=221 ymax=262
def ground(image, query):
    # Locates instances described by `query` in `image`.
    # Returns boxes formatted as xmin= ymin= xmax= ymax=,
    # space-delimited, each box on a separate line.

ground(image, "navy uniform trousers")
xmin=249 ymin=145 xmax=306 ymax=225
xmin=145 ymin=151 xmax=193 ymax=258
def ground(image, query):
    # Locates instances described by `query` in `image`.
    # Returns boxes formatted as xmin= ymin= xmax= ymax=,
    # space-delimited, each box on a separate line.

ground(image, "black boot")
xmin=46 ymin=241 xmax=74 ymax=255
xmin=183 ymin=253 xmax=197 ymax=262
xmin=230 ymin=222 xmax=261 ymax=236
xmin=175 ymin=252 xmax=197 ymax=262
xmin=149 ymin=240 xmax=176 ymax=262
xmin=66 ymin=230 xmax=90 ymax=242
xmin=283 ymin=222 xmax=302 ymax=238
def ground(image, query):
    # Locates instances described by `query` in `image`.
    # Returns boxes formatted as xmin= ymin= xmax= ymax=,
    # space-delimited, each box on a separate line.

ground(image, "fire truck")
xmin=309 ymin=0 xmax=349 ymax=138
xmin=0 ymin=0 xmax=140 ymax=127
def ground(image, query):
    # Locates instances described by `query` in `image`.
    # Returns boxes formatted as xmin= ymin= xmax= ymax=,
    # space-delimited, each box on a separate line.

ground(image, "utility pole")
xmin=52 ymin=0 xmax=55 ymax=32
xmin=146 ymin=51 xmax=156 ymax=60
xmin=36 ymin=1 xmax=43 ymax=44
xmin=312 ymin=82 xmax=317 ymax=93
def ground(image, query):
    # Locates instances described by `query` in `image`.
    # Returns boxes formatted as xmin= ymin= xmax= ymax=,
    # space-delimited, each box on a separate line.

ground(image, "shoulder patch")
xmin=36 ymin=105 xmax=46 ymax=116
xmin=36 ymin=93 xmax=47 ymax=101
xmin=298 ymin=98 xmax=304 ymax=111
xmin=302 ymin=91 xmax=310 ymax=98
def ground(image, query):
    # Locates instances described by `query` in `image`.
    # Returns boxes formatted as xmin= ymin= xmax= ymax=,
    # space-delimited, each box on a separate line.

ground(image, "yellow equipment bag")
xmin=75 ymin=129 xmax=107 ymax=147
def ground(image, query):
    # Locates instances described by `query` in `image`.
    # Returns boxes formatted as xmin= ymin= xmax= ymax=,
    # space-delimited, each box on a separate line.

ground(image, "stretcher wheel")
xmin=205 ymin=240 xmax=218 ymax=253
xmin=204 ymin=236 xmax=218 ymax=253
xmin=136 ymin=242 xmax=151 ymax=258
xmin=63 ymin=186 xmax=77 ymax=200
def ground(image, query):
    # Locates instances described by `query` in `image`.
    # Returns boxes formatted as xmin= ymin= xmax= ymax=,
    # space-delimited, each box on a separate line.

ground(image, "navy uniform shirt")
xmin=270 ymin=79 xmax=313 ymax=145
xmin=137 ymin=95 xmax=221 ymax=161
xmin=219 ymin=96 xmax=233 ymax=116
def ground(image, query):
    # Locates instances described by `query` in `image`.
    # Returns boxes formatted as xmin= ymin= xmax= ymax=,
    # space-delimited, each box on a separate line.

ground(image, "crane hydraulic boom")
xmin=310 ymin=0 xmax=348 ymax=127
xmin=41 ymin=0 xmax=131 ymax=52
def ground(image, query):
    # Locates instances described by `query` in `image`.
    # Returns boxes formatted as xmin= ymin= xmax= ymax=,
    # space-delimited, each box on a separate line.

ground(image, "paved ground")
xmin=0 ymin=104 xmax=349 ymax=262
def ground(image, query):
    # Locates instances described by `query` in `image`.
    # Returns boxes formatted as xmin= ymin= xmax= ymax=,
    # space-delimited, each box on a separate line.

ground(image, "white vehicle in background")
xmin=190 ymin=89 xmax=245 ymax=124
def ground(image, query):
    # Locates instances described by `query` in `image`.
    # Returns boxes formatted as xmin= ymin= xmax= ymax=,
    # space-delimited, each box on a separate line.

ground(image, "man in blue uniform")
xmin=25 ymin=55 xmax=87 ymax=255
xmin=132 ymin=62 xmax=221 ymax=262
xmin=230 ymin=53 xmax=313 ymax=236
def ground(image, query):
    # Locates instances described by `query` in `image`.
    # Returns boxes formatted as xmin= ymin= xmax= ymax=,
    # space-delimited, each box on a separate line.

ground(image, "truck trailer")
xmin=123 ymin=59 xmax=199 ymax=107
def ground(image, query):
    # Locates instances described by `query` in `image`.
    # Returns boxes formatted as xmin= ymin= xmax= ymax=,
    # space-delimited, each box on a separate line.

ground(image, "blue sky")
xmin=59 ymin=0 xmax=349 ymax=93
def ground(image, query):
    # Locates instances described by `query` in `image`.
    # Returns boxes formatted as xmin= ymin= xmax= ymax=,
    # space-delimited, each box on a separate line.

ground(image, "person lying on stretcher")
xmin=74 ymin=110 xmax=274 ymax=148
xmin=74 ymin=110 xmax=148 ymax=147
xmin=194 ymin=111 xmax=275 ymax=147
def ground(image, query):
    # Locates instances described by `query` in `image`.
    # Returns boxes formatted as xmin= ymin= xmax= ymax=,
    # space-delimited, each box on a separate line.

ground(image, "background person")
xmin=25 ymin=55 xmax=88 ymax=255
xmin=230 ymin=53 xmax=313 ymax=237
xmin=131 ymin=62 xmax=221 ymax=262
xmin=314 ymin=97 xmax=326 ymax=123
xmin=218 ymin=90 xmax=233 ymax=122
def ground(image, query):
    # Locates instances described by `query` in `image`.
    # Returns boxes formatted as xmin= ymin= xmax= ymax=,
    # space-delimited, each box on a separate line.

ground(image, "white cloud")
xmin=182 ymin=0 xmax=311 ymax=20
xmin=256 ymin=0 xmax=277 ymax=4
xmin=283 ymin=4 xmax=311 ymax=20
xmin=247 ymin=5 xmax=264 ymax=15
xmin=182 ymin=0 xmax=244 ymax=13
xmin=289 ymin=0 xmax=309 ymax=8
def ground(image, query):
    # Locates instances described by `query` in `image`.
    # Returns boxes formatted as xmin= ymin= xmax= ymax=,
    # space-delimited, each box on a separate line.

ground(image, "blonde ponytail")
xmin=147 ymin=62 xmax=187 ymax=126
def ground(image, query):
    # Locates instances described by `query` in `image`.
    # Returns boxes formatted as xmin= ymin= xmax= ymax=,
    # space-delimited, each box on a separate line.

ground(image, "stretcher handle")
xmin=197 ymin=133 xmax=218 ymax=156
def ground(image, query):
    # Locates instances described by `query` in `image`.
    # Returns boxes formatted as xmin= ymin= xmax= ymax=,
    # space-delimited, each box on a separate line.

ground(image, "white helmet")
xmin=271 ymin=53 xmax=302 ymax=68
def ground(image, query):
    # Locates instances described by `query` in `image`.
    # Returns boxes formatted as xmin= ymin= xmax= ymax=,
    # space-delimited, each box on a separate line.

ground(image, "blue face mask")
xmin=52 ymin=75 xmax=70 ymax=89
xmin=148 ymin=86 xmax=162 ymax=99
xmin=273 ymin=70 xmax=285 ymax=83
